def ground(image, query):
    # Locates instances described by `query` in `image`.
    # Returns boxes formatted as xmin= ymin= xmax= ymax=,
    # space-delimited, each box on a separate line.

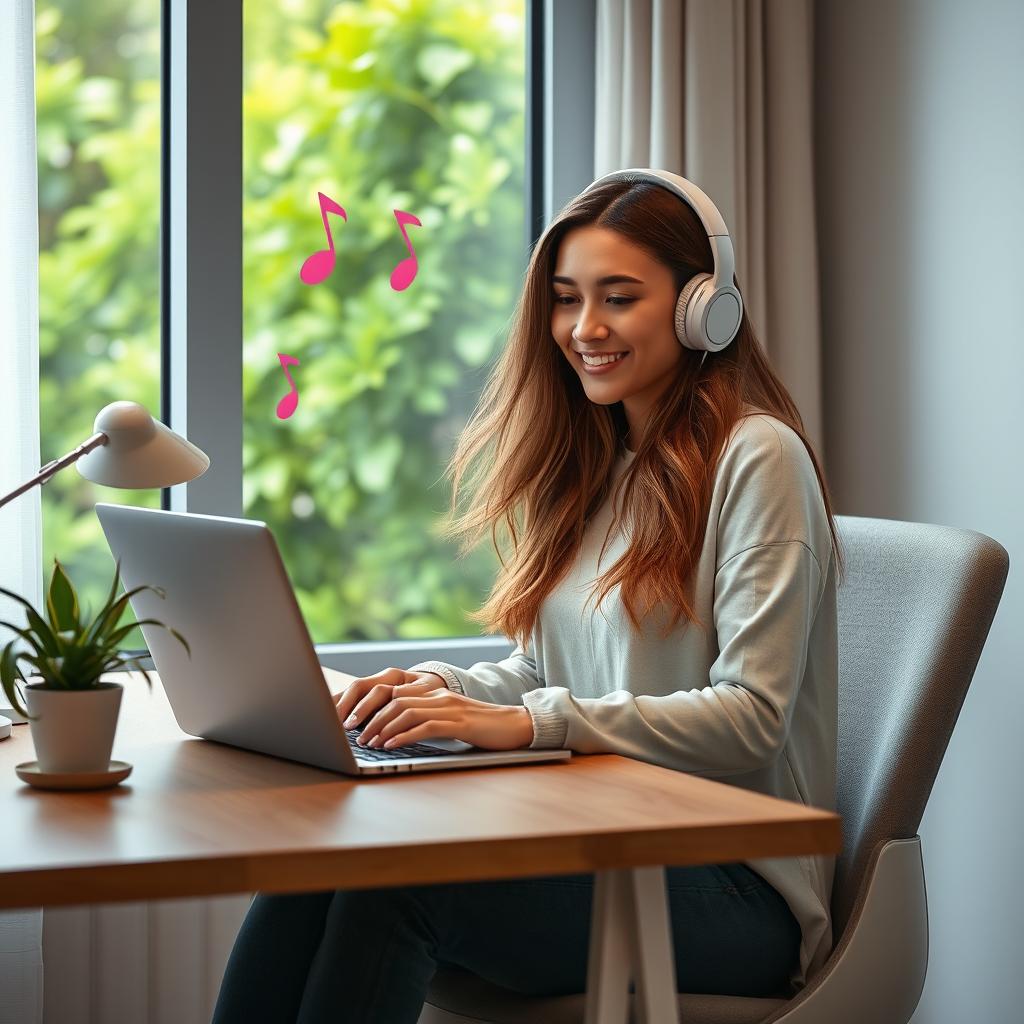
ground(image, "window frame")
xmin=134 ymin=0 xmax=595 ymax=675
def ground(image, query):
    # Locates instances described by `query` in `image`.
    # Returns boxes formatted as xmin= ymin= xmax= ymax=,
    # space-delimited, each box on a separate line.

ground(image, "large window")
xmin=241 ymin=0 xmax=527 ymax=645
xmin=37 ymin=0 xmax=162 ymax=650
xmin=35 ymin=0 xmax=535 ymax=660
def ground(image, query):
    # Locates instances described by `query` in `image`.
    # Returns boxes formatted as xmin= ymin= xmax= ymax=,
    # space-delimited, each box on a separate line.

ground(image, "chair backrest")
xmin=830 ymin=515 xmax=1009 ymax=939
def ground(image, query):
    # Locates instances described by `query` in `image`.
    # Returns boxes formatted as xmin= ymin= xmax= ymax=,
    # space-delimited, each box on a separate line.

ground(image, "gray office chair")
xmin=418 ymin=514 xmax=1009 ymax=1024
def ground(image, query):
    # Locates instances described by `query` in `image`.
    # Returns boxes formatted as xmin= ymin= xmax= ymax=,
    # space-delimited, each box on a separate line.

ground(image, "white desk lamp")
xmin=0 ymin=400 xmax=209 ymax=509
xmin=0 ymin=400 xmax=210 ymax=726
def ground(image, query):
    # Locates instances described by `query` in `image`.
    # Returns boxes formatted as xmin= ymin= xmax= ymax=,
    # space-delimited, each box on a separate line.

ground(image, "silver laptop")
xmin=94 ymin=503 xmax=571 ymax=775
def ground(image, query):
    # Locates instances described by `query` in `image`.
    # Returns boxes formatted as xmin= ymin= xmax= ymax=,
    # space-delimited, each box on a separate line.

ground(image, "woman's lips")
xmin=577 ymin=350 xmax=630 ymax=375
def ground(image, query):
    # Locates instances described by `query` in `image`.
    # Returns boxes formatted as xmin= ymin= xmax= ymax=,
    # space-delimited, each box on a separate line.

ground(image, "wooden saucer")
xmin=15 ymin=760 xmax=133 ymax=791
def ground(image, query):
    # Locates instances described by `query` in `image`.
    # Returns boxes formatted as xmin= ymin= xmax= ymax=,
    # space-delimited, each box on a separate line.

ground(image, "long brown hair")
xmin=433 ymin=178 xmax=846 ymax=648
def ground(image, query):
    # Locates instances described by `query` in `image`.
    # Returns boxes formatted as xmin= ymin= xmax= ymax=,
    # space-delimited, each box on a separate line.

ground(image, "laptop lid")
xmin=95 ymin=503 xmax=360 ymax=773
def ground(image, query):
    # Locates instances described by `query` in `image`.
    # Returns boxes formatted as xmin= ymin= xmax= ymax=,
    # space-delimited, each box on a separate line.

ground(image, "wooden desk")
xmin=0 ymin=669 xmax=841 ymax=1023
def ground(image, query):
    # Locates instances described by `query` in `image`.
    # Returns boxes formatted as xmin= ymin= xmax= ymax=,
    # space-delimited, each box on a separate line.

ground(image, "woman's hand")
xmin=333 ymin=667 xmax=534 ymax=751
xmin=333 ymin=667 xmax=449 ymax=730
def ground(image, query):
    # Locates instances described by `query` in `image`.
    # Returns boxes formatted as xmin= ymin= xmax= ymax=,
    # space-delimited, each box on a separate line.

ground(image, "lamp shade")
xmin=76 ymin=401 xmax=210 ymax=488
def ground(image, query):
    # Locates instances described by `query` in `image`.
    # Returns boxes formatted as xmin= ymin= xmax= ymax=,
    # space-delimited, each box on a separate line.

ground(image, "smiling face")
xmin=551 ymin=225 xmax=685 ymax=451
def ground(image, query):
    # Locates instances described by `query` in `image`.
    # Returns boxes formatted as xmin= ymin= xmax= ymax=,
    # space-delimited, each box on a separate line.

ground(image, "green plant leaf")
xmin=80 ymin=556 xmax=126 ymax=647
xmin=82 ymin=595 xmax=126 ymax=648
xmin=167 ymin=626 xmax=191 ymax=658
xmin=0 ymin=622 xmax=83 ymax=689
xmin=101 ymin=556 xmax=123 ymax=625
xmin=95 ymin=618 xmax=162 ymax=654
xmin=83 ymin=617 xmax=190 ymax=676
xmin=0 ymin=585 xmax=51 ymax=628
xmin=85 ymin=581 xmax=165 ymax=649
xmin=116 ymin=657 xmax=155 ymax=691
xmin=25 ymin=605 xmax=60 ymax=656
xmin=46 ymin=557 xmax=80 ymax=633
xmin=0 ymin=619 xmax=51 ymax=662
xmin=54 ymin=645 xmax=93 ymax=688
xmin=54 ymin=629 xmax=78 ymax=654
xmin=0 ymin=643 xmax=34 ymax=720
xmin=17 ymin=652 xmax=48 ymax=674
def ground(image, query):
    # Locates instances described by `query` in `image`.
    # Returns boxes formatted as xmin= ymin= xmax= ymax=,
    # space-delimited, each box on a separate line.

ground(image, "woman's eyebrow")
xmin=552 ymin=274 xmax=644 ymax=286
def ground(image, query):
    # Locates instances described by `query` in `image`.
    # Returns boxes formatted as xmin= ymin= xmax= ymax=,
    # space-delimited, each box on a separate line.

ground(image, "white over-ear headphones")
xmin=572 ymin=168 xmax=744 ymax=357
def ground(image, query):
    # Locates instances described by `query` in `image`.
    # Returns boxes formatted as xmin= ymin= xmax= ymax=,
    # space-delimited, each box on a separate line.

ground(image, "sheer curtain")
xmin=0 ymin=0 xmax=45 ymax=1022
xmin=595 ymin=0 xmax=824 ymax=454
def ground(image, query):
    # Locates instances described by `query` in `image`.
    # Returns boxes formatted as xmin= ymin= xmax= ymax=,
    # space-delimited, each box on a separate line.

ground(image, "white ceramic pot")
xmin=24 ymin=679 xmax=123 ymax=773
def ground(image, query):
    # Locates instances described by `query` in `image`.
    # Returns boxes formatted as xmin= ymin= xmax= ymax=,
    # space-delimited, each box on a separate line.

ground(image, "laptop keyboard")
xmin=345 ymin=726 xmax=460 ymax=761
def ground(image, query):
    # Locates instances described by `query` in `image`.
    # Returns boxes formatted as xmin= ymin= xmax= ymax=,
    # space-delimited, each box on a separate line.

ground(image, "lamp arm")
xmin=0 ymin=431 xmax=108 ymax=511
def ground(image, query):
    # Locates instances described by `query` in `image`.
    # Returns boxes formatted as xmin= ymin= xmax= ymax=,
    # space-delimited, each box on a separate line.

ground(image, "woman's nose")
xmin=572 ymin=311 xmax=609 ymax=342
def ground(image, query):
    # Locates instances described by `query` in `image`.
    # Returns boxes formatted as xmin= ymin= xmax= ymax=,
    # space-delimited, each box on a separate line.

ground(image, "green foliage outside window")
xmin=37 ymin=0 xmax=526 ymax=651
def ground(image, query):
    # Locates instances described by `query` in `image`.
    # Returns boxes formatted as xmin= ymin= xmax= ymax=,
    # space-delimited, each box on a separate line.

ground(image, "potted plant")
xmin=0 ymin=556 xmax=190 ymax=773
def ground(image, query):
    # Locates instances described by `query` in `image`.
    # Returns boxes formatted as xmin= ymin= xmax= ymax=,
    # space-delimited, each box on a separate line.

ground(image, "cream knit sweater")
xmin=411 ymin=410 xmax=839 ymax=993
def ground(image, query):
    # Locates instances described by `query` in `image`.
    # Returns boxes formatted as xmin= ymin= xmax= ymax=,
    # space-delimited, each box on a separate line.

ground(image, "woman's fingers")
xmin=334 ymin=668 xmax=447 ymax=725
xmin=357 ymin=701 xmax=459 ymax=749
xmin=344 ymin=684 xmax=401 ymax=731
xmin=355 ymin=692 xmax=451 ymax=745
xmin=358 ymin=706 xmax=429 ymax=748
xmin=334 ymin=668 xmax=404 ymax=724
xmin=379 ymin=720 xmax=460 ymax=751
xmin=345 ymin=680 xmax=445 ymax=734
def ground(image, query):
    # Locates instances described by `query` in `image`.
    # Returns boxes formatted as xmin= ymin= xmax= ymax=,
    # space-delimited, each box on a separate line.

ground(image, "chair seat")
xmin=424 ymin=966 xmax=786 ymax=1024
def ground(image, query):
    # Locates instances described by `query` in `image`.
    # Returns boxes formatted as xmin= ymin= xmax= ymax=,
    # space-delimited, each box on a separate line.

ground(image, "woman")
xmin=213 ymin=169 xmax=845 ymax=1023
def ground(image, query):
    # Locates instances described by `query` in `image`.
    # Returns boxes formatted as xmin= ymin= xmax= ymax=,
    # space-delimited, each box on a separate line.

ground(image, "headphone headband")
xmin=583 ymin=168 xmax=729 ymax=234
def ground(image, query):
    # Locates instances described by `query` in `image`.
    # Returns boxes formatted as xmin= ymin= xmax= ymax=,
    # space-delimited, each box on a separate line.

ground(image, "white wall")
xmin=815 ymin=1 xmax=1023 ymax=1020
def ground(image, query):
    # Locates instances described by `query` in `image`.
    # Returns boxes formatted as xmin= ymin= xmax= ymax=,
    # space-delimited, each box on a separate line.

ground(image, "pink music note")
xmin=276 ymin=352 xmax=301 ymax=419
xmin=389 ymin=208 xmax=422 ymax=291
xmin=300 ymin=192 xmax=347 ymax=285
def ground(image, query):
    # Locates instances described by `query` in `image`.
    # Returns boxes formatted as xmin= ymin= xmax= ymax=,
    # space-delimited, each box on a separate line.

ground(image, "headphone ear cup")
xmin=674 ymin=272 xmax=711 ymax=351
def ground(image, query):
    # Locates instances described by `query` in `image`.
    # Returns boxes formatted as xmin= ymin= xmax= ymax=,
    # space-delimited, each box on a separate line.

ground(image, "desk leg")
xmin=584 ymin=869 xmax=631 ymax=1024
xmin=627 ymin=866 xmax=680 ymax=1024
xmin=584 ymin=867 xmax=680 ymax=1024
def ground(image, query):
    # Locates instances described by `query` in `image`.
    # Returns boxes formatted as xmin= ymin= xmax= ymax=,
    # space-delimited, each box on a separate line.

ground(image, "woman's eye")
xmin=553 ymin=296 xmax=634 ymax=306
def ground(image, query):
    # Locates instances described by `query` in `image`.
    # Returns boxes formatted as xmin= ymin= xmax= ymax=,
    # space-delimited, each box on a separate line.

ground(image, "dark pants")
xmin=212 ymin=862 xmax=800 ymax=1024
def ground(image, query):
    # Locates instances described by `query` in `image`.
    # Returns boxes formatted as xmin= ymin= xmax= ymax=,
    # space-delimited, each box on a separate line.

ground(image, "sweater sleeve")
xmin=407 ymin=635 xmax=541 ymax=706
xmin=521 ymin=539 xmax=825 ymax=773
